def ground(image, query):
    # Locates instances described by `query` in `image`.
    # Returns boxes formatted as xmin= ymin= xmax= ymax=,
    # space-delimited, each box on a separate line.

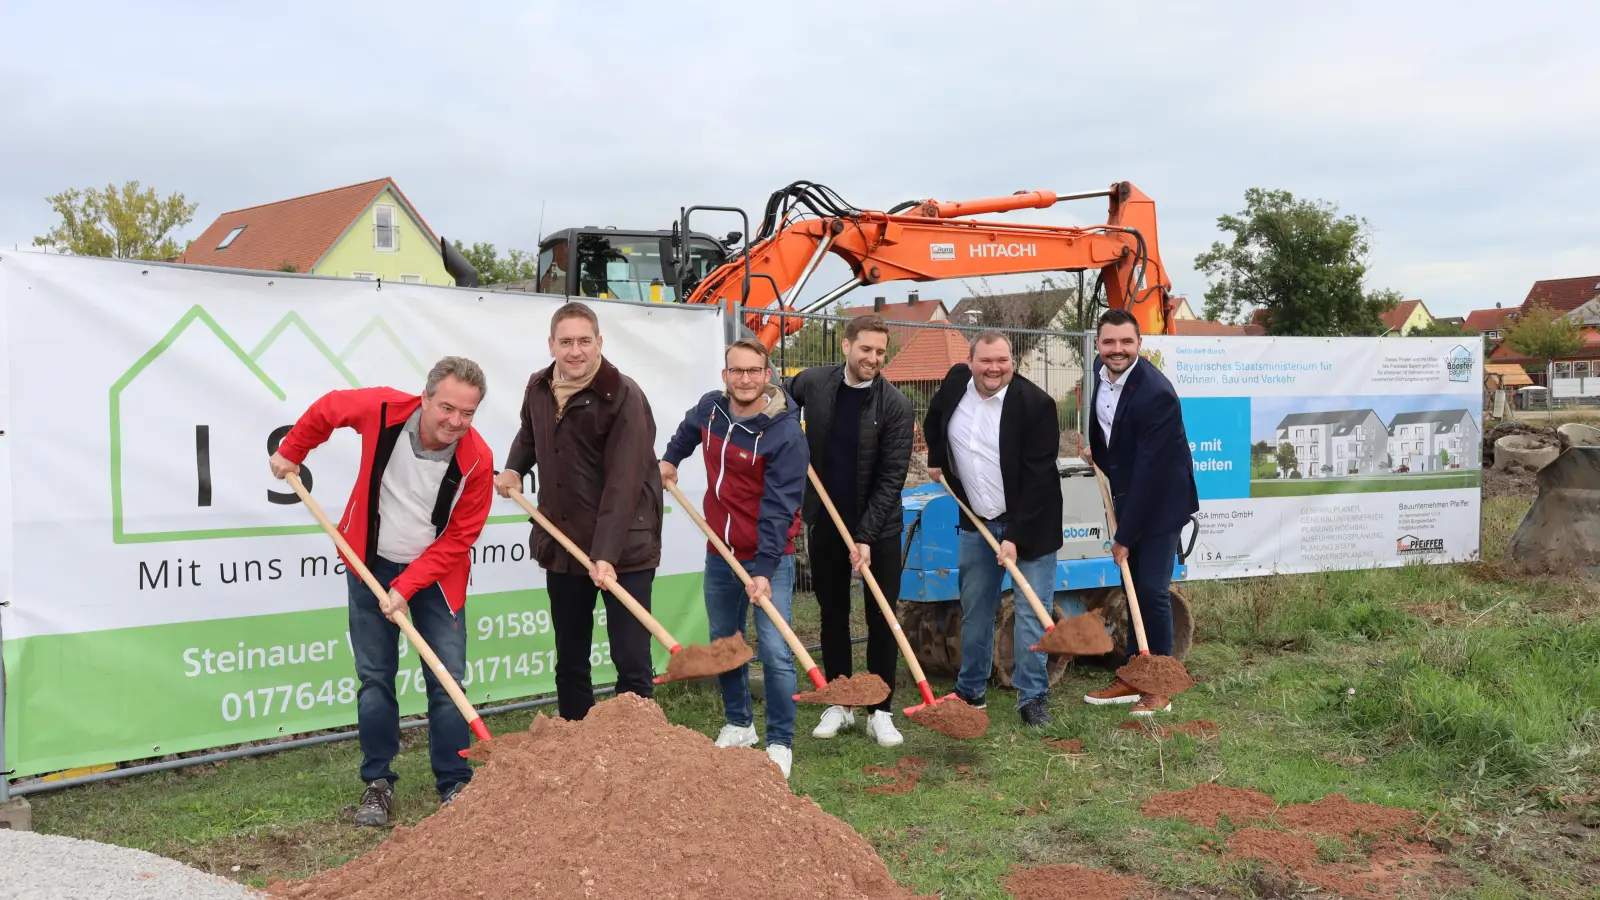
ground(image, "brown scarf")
xmin=552 ymin=357 xmax=602 ymax=417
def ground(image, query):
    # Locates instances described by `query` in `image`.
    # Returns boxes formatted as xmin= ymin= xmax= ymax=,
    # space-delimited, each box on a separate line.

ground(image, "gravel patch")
xmin=0 ymin=829 xmax=258 ymax=900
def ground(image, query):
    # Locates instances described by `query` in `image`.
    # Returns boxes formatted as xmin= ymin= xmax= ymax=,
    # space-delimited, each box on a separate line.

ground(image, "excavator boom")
xmin=682 ymin=181 xmax=1173 ymax=349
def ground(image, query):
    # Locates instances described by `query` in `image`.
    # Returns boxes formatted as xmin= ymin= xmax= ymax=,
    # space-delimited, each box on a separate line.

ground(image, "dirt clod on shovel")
xmin=907 ymin=696 xmax=989 ymax=739
xmin=659 ymin=635 xmax=753 ymax=682
xmin=1031 ymin=610 xmax=1113 ymax=656
xmin=270 ymin=694 xmax=930 ymax=900
xmin=1116 ymin=653 xmax=1194 ymax=696
xmin=793 ymin=672 xmax=890 ymax=707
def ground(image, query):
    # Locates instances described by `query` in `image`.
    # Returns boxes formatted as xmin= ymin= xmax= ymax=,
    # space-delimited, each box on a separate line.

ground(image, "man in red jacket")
xmin=269 ymin=356 xmax=495 ymax=827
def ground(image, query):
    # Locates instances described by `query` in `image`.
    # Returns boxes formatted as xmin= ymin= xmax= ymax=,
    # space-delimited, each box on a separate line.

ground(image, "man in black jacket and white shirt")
xmin=923 ymin=331 xmax=1063 ymax=728
xmin=787 ymin=314 xmax=914 ymax=747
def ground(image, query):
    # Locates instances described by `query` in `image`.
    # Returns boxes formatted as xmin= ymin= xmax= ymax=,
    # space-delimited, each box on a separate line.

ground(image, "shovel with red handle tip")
xmin=664 ymin=480 xmax=834 ymax=696
xmin=805 ymin=466 xmax=950 ymax=718
xmin=500 ymin=489 xmax=747 ymax=684
xmin=936 ymin=476 xmax=1062 ymax=643
xmin=285 ymin=474 xmax=491 ymax=754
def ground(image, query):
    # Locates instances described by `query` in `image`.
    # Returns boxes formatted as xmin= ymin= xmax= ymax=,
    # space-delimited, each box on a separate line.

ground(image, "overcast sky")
xmin=3 ymin=1 xmax=1597 ymax=319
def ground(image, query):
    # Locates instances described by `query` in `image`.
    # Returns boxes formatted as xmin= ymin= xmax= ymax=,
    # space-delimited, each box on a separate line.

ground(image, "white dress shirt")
xmin=947 ymin=378 xmax=1008 ymax=519
xmin=1095 ymin=356 xmax=1137 ymax=447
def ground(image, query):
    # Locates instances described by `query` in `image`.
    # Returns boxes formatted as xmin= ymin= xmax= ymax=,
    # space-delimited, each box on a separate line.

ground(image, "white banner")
xmin=0 ymin=252 xmax=725 ymax=776
xmin=1138 ymin=335 xmax=1484 ymax=579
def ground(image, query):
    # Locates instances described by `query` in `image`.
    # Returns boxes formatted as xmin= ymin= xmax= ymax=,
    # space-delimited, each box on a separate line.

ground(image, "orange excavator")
xmin=662 ymin=180 xmax=1176 ymax=347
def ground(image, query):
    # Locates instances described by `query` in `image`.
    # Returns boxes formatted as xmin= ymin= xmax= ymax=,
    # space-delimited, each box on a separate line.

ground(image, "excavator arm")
xmin=681 ymin=181 xmax=1174 ymax=349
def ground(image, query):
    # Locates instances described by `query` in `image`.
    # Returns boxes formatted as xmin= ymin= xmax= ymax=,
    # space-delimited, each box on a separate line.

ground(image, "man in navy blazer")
xmin=1081 ymin=309 xmax=1199 ymax=716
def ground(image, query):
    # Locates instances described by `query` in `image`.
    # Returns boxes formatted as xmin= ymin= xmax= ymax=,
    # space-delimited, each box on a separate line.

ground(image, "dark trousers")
xmin=546 ymin=568 xmax=657 ymax=722
xmin=347 ymin=556 xmax=472 ymax=796
xmin=808 ymin=524 xmax=900 ymax=712
xmin=1125 ymin=528 xmax=1181 ymax=659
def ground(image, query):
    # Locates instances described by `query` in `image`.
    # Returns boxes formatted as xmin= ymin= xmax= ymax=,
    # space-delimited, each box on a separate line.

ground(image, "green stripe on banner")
xmin=3 ymin=573 xmax=707 ymax=778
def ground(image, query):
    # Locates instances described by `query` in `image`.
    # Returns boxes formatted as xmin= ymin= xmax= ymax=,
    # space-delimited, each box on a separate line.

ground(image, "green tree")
xmin=33 ymin=181 xmax=197 ymax=260
xmin=1501 ymin=303 xmax=1584 ymax=372
xmin=1195 ymin=188 xmax=1399 ymax=336
xmin=1415 ymin=319 xmax=1468 ymax=337
xmin=1276 ymin=442 xmax=1299 ymax=477
xmin=452 ymin=240 xmax=539 ymax=286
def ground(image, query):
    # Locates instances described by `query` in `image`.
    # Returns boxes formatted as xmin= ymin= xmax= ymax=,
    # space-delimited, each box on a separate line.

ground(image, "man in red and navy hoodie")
xmin=659 ymin=338 xmax=809 ymax=779
xmin=269 ymin=356 xmax=495 ymax=827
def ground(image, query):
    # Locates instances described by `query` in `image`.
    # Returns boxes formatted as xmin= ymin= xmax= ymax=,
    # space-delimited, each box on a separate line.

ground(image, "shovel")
xmin=807 ymin=467 xmax=988 ymax=739
xmin=501 ymin=488 xmax=752 ymax=682
xmin=284 ymin=473 xmax=491 ymax=752
xmin=936 ymin=476 xmax=1110 ymax=656
xmin=664 ymin=480 xmax=889 ymax=708
xmin=1091 ymin=467 xmax=1194 ymax=698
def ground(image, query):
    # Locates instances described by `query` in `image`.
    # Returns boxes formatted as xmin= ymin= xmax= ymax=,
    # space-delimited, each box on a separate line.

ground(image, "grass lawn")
xmin=23 ymin=496 xmax=1600 ymax=898
xmin=1251 ymin=472 xmax=1482 ymax=497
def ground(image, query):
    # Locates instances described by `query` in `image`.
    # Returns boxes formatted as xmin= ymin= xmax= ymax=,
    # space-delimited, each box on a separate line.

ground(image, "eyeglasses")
xmin=724 ymin=366 xmax=768 ymax=380
xmin=556 ymin=337 xmax=596 ymax=350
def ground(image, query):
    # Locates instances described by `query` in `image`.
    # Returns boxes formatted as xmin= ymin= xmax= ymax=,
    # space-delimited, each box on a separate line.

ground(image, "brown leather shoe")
xmin=1083 ymin=679 xmax=1141 ymax=705
xmin=1130 ymin=694 xmax=1172 ymax=717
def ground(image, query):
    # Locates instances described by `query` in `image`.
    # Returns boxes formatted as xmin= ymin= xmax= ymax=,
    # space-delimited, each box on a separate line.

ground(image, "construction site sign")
xmin=0 ymin=252 xmax=724 ymax=778
xmin=1140 ymin=335 xmax=1484 ymax=579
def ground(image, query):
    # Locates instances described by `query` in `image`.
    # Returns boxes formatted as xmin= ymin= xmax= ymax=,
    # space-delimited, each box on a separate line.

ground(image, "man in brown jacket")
xmin=495 ymin=301 xmax=664 ymax=721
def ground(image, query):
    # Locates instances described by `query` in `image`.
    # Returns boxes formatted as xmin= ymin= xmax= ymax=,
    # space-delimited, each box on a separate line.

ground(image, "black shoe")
xmin=1019 ymin=698 xmax=1054 ymax=728
xmin=954 ymin=689 xmax=987 ymax=710
xmin=353 ymin=779 xmax=393 ymax=827
xmin=439 ymin=782 xmax=466 ymax=807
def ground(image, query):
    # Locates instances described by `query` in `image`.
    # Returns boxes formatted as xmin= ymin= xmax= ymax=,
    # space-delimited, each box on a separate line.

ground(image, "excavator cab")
xmin=534 ymin=227 xmax=731 ymax=303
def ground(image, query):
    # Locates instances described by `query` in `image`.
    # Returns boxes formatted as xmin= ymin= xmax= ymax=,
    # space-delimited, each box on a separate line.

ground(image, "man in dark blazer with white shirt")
xmin=1082 ymin=308 xmax=1198 ymax=717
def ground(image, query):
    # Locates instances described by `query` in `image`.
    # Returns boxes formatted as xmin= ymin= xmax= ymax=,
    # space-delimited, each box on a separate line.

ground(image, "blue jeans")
xmin=347 ymin=556 xmax=472 ymax=796
xmin=1125 ymin=528 xmax=1181 ymax=658
xmin=704 ymin=552 xmax=797 ymax=747
xmin=956 ymin=522 xmax=1057 ymax=707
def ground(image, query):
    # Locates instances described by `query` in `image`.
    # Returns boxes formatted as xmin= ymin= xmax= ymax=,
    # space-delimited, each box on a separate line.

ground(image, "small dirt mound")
xmin=907 ymin=696 xmax=989 ymax=739
xmin=1299 ymin=840 xmax=1457 ymax=899
xmin=1274 ymin=794 xmax=1420 ymax=838
xmin=1141 ymin=782 xmax=1276 ymax=828
xmin=1003 ymin=863 xmax=1138 ymax=900
xmin=794 ymin=672 xmax=890 ymax=707
xmin=1226 ymin=828 xmax=1318 ymax=871
xmin=1033 ymin=610 xmax=1113 ymax=655
xmin=863 ymin=756 xmax=925 ymax=795
xmin=661 ymin=635 xmax=753 ymax=681
xmin=1043 ymin=738 xmax=1083 ymax=752
xmin=1116 ymin=653 xmax=1194 ymax=695
xmin=271 ymin=695 xmax=929 ymax=900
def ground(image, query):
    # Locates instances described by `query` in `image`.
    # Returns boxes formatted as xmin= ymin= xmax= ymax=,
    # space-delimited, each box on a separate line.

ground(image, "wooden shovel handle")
xmin=936 ymin=476 xmax=1057 ymax=631
xmin=503 ymin=488 xmax=681 ymax=652
xmin=663 ymin=479 xmax=819 ymax=673
xmin=284 ymin=474 xmax=488 ymax=737
xmin=806 ymin=466 xmax=930 ymax=686
xmin=1091 ymin=467 xmax=1150 ymax=655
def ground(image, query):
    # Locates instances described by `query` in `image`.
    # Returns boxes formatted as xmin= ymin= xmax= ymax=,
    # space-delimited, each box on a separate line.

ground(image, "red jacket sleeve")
xmin=277 ymin=388 xmax=387 ymax=464
xmin=390 ymin=443 xmax=495 ymax=601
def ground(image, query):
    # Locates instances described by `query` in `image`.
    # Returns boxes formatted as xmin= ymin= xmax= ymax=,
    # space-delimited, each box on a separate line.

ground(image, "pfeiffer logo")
xmin=1396 ymin=534 xmax=1445 ymax=554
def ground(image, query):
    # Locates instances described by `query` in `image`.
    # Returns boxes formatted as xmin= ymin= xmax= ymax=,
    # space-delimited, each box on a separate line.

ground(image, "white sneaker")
xmin=767 ymin=744 xmax=793 ymax=779
xmin=812 ymin=705 xmax=855 ymax=739
xmin=714 ymin=724 xmax=758 ymax=748
xmin=864 ymin=710 xmax=904 ymax=748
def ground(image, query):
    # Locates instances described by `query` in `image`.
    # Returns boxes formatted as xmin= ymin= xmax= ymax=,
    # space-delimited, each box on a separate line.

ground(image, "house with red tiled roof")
xmin=1173 ymin=319 xmax=1265 ymax=337
xmin=1463 ymin=306 xmax=1518 ymax=340
xmin=838 ymin=293 xmax=949 ymax=344
xmin=1518 ymin=274 xmax=1600 ymax=316
xmin=1379 ymin=299 xmax=1434 ymax=335
xmin=178 ymin=177 xmax=456 ymax=285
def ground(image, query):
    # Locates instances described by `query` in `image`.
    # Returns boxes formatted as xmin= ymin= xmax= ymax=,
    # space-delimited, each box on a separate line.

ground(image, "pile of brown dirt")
xmin=862 ymin=756 xmax=925 ymax=795
xmin=1226 ymin=828 xmax=1318 ymax=871
xmin=1140 ymin=783 xmax=1276 ymax=828
xmin=1042 ymin=738 xmax=1083 ymax=752
xmin=1118 ymin=719 xmax=1222 ymax=739
xmin=1274 ymin=794 xmax=1420 ymax=839
xmin=1116 ymin=653 xmax=1194 ymax=695
xmin=269 ymin=695 xmax=929 ymax=900
xmin=661 ymin=635 xmax=753 ymax=681
xmin=907 ymin=696 xmax=989 ymax=739
xmin=1003 ymin=863 xmax=1138 ymax=900
xmin=1033 ymin=610 xmax=1113 ymax=655
xmin=1298 ymin=841 xmax=1457 ymax=899
xmin=794 ymin=673 xmax=890 ymax=707
xmin=1482 ymin=462 xmax=1539 ymax=500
